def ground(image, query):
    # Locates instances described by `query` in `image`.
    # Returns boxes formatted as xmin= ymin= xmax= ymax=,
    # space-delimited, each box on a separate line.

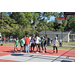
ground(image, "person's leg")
xmin=28 ymin=44 xmax=29 ymax=53
xmin=24 ymin=44 xmax=25 ymax=50
xmin=56 ymin=46 xmax=58 ymax=53
xmin=53 ymin=46 xmax=55 ymax=53
xmin=33 ymin=44 xmax=35 ymax=52
xmin=21 ymin=46 xmax=22 ymax=52
xmin=16 ymin=46 xmax=18 ymax=52
xmin=36 ymin=45 xmax=37 ymax=51
xmin=36 ymin=44 xmax=39 ymax=53
xmin=31 ymin=44 xmax=32 ymax=52
xmin=38 ymin=44 xmax=40 ymax=52
xmin=44 ymin=45 xmax=46 ymax=52
xmin=21 ymin=46 xmax=23 ymax=52
xmin=25 ymin=45 xmax=27 ymax=53
xmin=41 ymin=43 xmax=44 ymax=51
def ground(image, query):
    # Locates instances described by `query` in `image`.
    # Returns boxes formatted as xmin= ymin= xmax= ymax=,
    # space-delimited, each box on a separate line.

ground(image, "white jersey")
xmin=29 ymin=37 xmax=31 ymax=46
xmin=36 ymin=37 xmax=40 ymax=44
xmin=23 ymin=38 xmax=25 ymax=44
xmin=53 ymin=40 xmax=58 ymax=46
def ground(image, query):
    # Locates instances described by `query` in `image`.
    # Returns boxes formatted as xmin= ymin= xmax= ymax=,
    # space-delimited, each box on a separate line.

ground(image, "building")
xmin=39 ymin=31 xmax=75 ymax=42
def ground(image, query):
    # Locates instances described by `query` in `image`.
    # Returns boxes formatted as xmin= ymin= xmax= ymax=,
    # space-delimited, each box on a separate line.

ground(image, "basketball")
xmin=14 ymin=48 xmax=17 ymax=51
xmin=53 ymin=50 xmax=56 ymax=53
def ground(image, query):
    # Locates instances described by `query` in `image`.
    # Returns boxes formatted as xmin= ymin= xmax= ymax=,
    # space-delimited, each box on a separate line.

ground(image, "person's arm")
xmin=14 ymin=41 xmax=15 ymax=46
xmin=18 ymin=40 xmax=19 ymax=46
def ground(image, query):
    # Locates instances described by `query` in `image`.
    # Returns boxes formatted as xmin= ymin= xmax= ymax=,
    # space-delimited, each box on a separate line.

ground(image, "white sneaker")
xmin=36 ymin=51 xmax=39 ymax=53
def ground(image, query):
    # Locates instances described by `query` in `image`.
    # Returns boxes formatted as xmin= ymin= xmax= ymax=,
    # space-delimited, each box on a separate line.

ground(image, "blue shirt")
xmin=30 ymin=39 xmax=34 ymax=43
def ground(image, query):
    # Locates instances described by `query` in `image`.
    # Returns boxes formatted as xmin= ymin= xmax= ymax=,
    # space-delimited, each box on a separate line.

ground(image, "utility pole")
xmin=2 ymin=12 xmax=3 ymax=25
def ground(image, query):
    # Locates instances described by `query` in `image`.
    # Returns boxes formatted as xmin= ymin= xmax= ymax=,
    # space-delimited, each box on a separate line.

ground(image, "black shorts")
xmin=44 ymin=43 xmax=46 ymax=46
xmin=41 ymin=42 xmax=44 ymax=46
xmin=31 ymin=43 xmax=35 ymax=47
xmin=44 ymin=41 xmax=47 ymax=46
xmin=24 ymin=44 xmax=25 ymax=47
xmin=35 ymin=43 xmax=39 ymax=46
xmin=21 ymin=46 xmax=23 ymax=48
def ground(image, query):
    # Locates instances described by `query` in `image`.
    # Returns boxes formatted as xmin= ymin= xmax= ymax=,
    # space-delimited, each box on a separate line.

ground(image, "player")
xmin=53 ymin=37 xmax=58 ymax=53
xmin=20 ymin=37 xmax=24 ymax=52
xmin=43 ymin=37 xmax=47 ymax=53
xmin=14 ymin=37 xmax=19 ymax=53
xmin=35 ymin=35 xmax=40 ymax=53
xmin=41 ymin=37 xmax=44 ymax=52
xmin=23 ymin=36 xmax=25 ymax=51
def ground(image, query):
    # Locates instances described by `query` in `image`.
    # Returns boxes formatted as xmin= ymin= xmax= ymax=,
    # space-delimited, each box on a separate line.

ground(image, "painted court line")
xmin=0 ymin=53 xmax=75 ymax=62
xmin=0 ymin=46 xmax=75 ymax=62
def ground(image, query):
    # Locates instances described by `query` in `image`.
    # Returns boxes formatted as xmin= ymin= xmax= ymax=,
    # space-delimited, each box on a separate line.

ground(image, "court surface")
xmin=0 ymin=46 xmax=75 ymax=62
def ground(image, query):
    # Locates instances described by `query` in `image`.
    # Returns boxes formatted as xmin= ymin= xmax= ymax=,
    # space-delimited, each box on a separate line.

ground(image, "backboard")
xmin=64 ymin=12 xmax=75 ymax=19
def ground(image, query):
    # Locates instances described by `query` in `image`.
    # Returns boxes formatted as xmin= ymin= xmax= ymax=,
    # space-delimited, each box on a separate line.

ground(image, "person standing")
xmin=23 ymin=36 xmax=25 ymax=51
xmin=25 ymin=36 xmax=30 ymax=53
xmin=38 ymin=37 xmax=41 ymax=52
xmin=30 ymin=36 xmax=35 ymax=52
xmin=59 ymin=39 xmax=62 ymax=47
xmin=29 ymin=34 xmax=32 ymax=52
xmin=14 ymin=37 xmax=19 ymax=53
xmin=20 ymin=37 xmax=24 ymax=52
xmin=35 ymin=35 xmax=40 ymax=53
xmin=41 ymin=37 xmax=44 ymax=52
xmin=43 ymin=37 xmax=47 ymax=53
xmin=53 ymin=37 xmax=58 ymax=53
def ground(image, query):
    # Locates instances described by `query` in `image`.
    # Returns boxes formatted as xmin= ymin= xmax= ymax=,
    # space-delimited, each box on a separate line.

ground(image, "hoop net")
xmin=56 ymin=17 xmax=65 ymax=24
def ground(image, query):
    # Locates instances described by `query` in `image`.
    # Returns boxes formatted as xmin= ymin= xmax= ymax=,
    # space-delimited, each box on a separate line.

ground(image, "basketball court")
xmin=0 ymin=46 xmax=75 ymax=62
xmin=0 ymin=12 xmax=75 ymax=62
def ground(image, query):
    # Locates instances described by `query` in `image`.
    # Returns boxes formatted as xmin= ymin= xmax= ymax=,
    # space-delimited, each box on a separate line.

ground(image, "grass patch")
xmin=0 ymin=43 xmax=20 ymax=46
xmin=62 ymin=42 xmax=75 ymax=45
xmin=0 ymin=43 xmax=75 ymax=50
xmin=47 ymin=46 xmax=75 ymax=50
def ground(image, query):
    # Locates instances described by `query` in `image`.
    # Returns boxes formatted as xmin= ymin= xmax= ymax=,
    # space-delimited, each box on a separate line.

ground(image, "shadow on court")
xmin=51 ymin=47 xmax=74 ymax=62
xmin=11 ymin=54 xmax=24 ymax=56
xmin=61 ymin=60 xmax=72 ymax=62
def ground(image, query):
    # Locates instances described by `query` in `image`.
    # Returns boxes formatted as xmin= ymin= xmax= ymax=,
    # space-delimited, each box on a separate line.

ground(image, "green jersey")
xmin=20 ymin=39 xmax=23 ymax=46
xmin=41 ymin=39 xmax=43 ymax=43
xmin=15 ymin=39 xmax=19 ymax=46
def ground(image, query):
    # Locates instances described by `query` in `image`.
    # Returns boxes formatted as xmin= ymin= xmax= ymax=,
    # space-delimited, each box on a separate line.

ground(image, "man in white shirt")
xmin=35 ymin=35 xmax=40 ymax=53
xmin=53 ymin=37 xmax=58 ymax=53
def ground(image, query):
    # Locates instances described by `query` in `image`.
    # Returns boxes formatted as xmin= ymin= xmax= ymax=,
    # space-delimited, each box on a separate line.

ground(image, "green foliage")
xmin=0 ymin=12 xmax=75 ymax=39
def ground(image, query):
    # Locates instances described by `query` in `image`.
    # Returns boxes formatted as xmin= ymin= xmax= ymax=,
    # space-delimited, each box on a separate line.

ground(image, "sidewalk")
xmin=62 ymin=44 xmax=75 ymax=47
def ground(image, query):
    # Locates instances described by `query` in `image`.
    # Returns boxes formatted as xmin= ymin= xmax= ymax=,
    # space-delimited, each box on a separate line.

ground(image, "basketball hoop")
xmin=56 ymin=17 xmax=65 ymax=24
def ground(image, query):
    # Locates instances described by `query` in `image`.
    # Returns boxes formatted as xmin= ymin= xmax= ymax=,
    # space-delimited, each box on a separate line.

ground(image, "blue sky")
xmin=5 ymin=12 xmax=56 ymax=22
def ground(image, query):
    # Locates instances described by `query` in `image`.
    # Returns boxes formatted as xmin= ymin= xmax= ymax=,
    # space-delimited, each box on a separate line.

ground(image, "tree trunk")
xmin=32 ymin=20 xmax=36 ymax=37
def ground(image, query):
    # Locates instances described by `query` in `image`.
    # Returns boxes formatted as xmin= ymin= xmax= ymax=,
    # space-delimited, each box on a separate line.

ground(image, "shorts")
xmin=44 ymin=43 xmax=46 ymax=46
xmin=24 ymin=44 xmax=25 ymax=47
xmin=35 ymin=43 xmax=39 ymax=46
xmin=41 ymin=42 xmax=44 ymax=46
xmin=21 ymin=46 xmax=23 ymax=48
xmin=15 ymin=45 xmax=18 ymax=47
